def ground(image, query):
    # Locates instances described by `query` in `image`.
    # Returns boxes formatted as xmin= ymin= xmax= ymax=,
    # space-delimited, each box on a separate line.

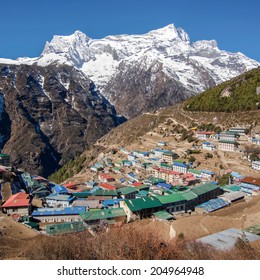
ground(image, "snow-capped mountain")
xmin=1 ymin=24 xmax=259 ymax=117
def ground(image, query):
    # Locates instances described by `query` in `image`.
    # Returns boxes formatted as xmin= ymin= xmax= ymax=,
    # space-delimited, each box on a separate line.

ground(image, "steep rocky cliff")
xmin=0 ymin=64 xmax=124 ymax=176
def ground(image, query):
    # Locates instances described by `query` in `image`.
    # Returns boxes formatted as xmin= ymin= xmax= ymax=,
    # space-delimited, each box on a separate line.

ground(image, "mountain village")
xmin=1 ymin=123 xmax=260 ymax=250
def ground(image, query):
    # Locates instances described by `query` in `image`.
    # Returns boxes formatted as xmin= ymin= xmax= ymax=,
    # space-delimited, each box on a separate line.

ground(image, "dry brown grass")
xmin=1 ymin=225 xmax=260 ymax=260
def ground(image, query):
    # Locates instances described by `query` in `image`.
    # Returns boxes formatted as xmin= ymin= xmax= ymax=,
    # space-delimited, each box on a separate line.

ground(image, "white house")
xmin=252 ymin=161 xmax=260 ymax=171
xmin=195 ymin=131 xmax=214 ymax=140
xmin=218 ymin=140 xmax=237 ymax=152
xmin=46 ymin=194 xmax=75 ymax=208
xmin=202 ymin=142 xmax=215 ymax=151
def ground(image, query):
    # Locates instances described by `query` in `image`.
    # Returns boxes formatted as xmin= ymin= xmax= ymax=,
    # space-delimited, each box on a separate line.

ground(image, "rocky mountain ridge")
xmin=0 ymin=64 xmax=124 ymax=176
xmin=1 ymin=24 xmax=259 ymax=117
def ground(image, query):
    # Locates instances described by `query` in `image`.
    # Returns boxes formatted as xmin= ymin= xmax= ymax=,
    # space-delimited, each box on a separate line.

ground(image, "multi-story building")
xmin=161 ymin=151 xmax=179 ymax=163
xmin=219 ymin=132 xmax=237 ymax=142
xmin=252 ymin=161 xmax=260 ymax=171
xmin=218 ymin=140 xmax=237 ymax=152
xmin=229 ymin=127 xmax=247 ymax=135
xmin=172 ymin=162 xmax=189 ymax=174
xmin=0 ymin=154 xmax=11 ymax=167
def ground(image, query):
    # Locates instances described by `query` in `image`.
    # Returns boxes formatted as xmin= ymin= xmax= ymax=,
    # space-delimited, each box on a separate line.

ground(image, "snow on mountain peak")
xmin=147 ymin=23 xmax=185 ymax=41
xmin=193 ymin=39 xmax=218 ymax=49
xmin=0 ymin=23 xmax=259 ymax=102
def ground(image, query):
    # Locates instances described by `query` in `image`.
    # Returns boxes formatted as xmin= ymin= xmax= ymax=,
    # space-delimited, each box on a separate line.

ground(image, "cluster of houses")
xmin=195 ymin=127 xmax=260 ymax=170
xmin=1 ymin=136 xmax=260 ymax=236
xmin=195 ymin=128 xmax=241 ymax=152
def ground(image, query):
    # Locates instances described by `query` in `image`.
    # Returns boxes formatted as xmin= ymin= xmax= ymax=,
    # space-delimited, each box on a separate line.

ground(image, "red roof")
xmin=99 ymin=174 xmax=114 ymax=180
xmin=132 ymin=182 xmax=142 ymax=187
xmin=241 ymin=177 xmax=260 ymax=186
xmin=34 ymin=176 xmax=48 ymax=181
xmin=180 ymin=173 xmax=194 ymax=179
xmin=2 ymin=192 xmax=30 ymax=208
xmin=99 ymin=182 xmax=116 ymax=190
xmin=185 ymin=176 xmax=197 ymax=182
xmin=63 ymin=183 xmax=78 ymax=188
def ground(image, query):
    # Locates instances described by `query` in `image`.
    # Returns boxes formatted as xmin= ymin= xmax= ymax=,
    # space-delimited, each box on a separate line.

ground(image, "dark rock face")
xmin=0 ymin=64 xmax=124 ymax=177
xmin=103 ymin=60 xmax=195 ymax=118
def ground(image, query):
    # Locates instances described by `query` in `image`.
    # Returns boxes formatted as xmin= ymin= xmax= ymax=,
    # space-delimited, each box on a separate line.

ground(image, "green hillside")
xmin=184 ymin=67 xmax=260 ymax=112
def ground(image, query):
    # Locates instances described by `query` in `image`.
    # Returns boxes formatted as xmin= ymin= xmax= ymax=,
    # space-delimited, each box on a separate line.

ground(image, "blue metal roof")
xmin=32 ymin=206 xmax=86 ymax=216
xmin=103 ymin=199 xmax=123 ymax=208
xmin=231 ymin=171 xmax=244 ymax=179
xmin=52 ymin=185 xmax=69 ymax=194
xmin=240 ymin=183 xmax=260 ymax=190
xmin=153 ymin=148 xmax=170 ymax=153
xmin=88 ymin=186 xmax=101 ymax=194
xmin=201 ymin=169 xmax=215 ymax=175
xmin=196 ymin=198 xmax=230 ymax=212
xmin=156 ymin=182 xmax=172 ymax=190
xmin=150 ymin=158 xmax=159 ymax=161
xmin=173 ymin=162 xmax=187 ymax=168
xmin=128 ymin=172 xmax=136 ymax=177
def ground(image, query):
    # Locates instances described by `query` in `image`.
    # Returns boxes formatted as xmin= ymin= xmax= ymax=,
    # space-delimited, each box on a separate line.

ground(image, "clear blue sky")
xmin=0 ymin=0 xmax=259 ymax=61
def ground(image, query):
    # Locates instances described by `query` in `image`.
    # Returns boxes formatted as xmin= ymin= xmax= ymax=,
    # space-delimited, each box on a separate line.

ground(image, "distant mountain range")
xmin=1 ymin=24 xmax=259 ymax=118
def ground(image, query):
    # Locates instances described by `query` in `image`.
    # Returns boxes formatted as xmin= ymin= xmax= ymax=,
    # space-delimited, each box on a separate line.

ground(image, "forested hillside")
xmin=185 ymin=68 xmax=260 ymax=112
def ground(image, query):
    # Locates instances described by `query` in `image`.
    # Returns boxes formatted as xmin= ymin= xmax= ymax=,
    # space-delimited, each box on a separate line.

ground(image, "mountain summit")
xmin=0 ymin=24 xmax=259 ymax=117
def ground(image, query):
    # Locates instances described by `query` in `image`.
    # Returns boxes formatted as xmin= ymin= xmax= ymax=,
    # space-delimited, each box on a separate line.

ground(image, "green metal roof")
xmin=153 ymin=211 xmax=173 ymax=220
xmin=160 ymin=163 xmax=172 ymax=169
xmin=147 ymin=177 xmax=166 ymax=185
xmin=73 ymin=192 xmax=90 ymax=198
xmin=181 ymin=191 xmax=198 ymax=201
xmin=173 ymin=159 xmax=186 ymax=163
xmin=221 ymin=131 xmax=237 ymax=135
xmin=191 ymin=183 xmax=219 ymax=196
xmin=134 ymin=184 xmax=151 ymax=191
xmin=156 ymin=193 xmax=186 ymax=205
xmin=221 ymin=185 xmax=241 ymax=192
xmin=117 ymin=186 xmax=137 ymax=195
xmin=124 ymin=197 xmax=162 ymax=211
xmin=142 ymin=162 xmax=152 ymax=166
xmin=0 ymin=154 xmax=9 ymax=157
xmin=24 ymin=222 xmax=39 ymax=229
xmin=218 ymin=140 xmax=238 ymax=144
xmin=113 ymin=167 xmax=121 ymax=171
xmin=94 ymin=189 xmax=118 ymax=196
xmin=137 ymin=190 xmax=149 ymax=197
xmin=162 ymin=151 xmax=173 ymax=156
xmin=243 ymin=224 xmax=260 ymax=235
xmin=80 ymin=208 xmax=126 ymax=221
xmin=188 ymin=169 xmax=201 ymax=175
xmin=46 ymin=221 xmax=86 ymax=235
